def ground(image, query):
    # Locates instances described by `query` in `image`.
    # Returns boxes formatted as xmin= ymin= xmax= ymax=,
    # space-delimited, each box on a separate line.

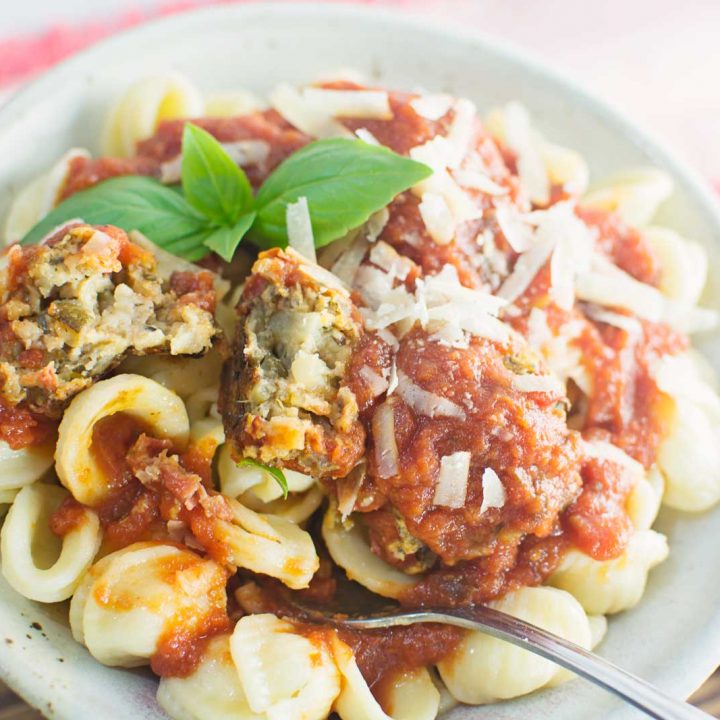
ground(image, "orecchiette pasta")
xmin=101 ymin=74 xmax=205 ymax=157
xmin=118 ymin=351 xmax=225 ymax=402
xmin=546 ymin=613 xmax=608 ymax=688
xmin=653 ymin=353 xmax=720 ymax=511
xmin=55 ymin=374 xmax=189 ymax=506
xmin=3 ymin=148 xmax=90 ymax=244
xmin=1 ymin=483 xmax=101 ymax=602
xmin=230 ymin=614 xmax=340 ymax=720
xmin=218 ymin=443 xmax=316 ymax=502
xmin=239 ymin=485 xmax=325 ymax=525
xmin=322 ymin=508 xmax=418 ymax=600
xmin=643 ymin=226 xmax=708 ymax=306
xmin=0 ymin=488 xmax=19 ymax=519
xmin=658 ymin=397 xmax=720 ymax=511
xmin=157 ymin=634 xmax=261 ymax=720
xmin=0 ymin=439 xmax=54 ymax=490
xmin=581 ymin=168 xmax=673 ymax=227
xmin=70 ymin=542 xmax=227 ymax=668
xmin=548 ymin=529 xmax=669 ymax=615
xmin=212 ymin=498 xmax=319 ymax=589
xmin=331 ymin=635 xmax=439 ymax=720
xmin=626 ymin=465 xmax=665 ymax=531
xmin=437 ymin=587 xmax=592 ymax=704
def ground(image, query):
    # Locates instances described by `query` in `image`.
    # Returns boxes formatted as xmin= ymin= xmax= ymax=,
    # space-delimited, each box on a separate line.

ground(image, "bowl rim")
xmin=1 ymin=2 xmax=719 ymax=718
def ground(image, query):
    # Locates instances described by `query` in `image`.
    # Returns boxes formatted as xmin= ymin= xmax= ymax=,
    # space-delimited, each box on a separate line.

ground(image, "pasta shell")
xmin=1 ymin=483 xmax=100 ymax=602
xmin=230 ymin=614 xmax=340 ymax=720
xmin=55 ymin=374 xmax=189 ymax=506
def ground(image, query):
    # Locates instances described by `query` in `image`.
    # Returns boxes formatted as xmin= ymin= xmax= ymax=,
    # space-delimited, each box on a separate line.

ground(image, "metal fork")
xmin=281 ymin=600 xmax=711 ymax=720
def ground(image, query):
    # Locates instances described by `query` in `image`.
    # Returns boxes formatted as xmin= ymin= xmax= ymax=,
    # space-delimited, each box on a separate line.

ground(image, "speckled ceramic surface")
xmin=0 ymin=4 xmax=719 ymax=719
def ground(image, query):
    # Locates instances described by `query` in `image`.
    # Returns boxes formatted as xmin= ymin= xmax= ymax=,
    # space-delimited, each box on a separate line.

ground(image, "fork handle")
xmin=396 ymin=607 xmax=711 ymax=720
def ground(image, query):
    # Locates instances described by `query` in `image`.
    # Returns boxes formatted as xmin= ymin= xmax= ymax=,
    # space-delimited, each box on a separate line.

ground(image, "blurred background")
xmin=0 ymin=0 xmax=719 ymax=717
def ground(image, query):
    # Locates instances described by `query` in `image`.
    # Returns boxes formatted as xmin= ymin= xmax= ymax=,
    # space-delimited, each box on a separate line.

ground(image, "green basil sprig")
xmin=22 ymin=124 xmax=431 ymax=262
xmin=236 ymin=458 xmax=289 ymax=499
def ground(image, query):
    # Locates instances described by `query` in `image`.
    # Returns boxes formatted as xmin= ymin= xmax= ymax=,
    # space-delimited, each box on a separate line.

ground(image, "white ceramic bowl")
xmin=1 ymin=4 xmax=719 ymax=719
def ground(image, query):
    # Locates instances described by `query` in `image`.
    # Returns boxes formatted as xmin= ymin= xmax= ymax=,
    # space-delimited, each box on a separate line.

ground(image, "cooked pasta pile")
xmin=0 ymin=72 xmax=718 ymax=720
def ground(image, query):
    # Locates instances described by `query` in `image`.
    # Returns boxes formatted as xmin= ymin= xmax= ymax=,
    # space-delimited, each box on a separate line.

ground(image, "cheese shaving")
xmin=433 ymin=451 xmax=471 ymax=508
xmin=269 ymin=84 xmax=351 ymax=138
xmin=511 ymin=373 xmax=565 ymax=395
xmin=418 ymin=192 xmax=455 ymax=244
xmin=480 ymin=468 xmax=506 ymax=513
xmin=455 ymin=169 xmax=508 ymax=196
xmin=387 ymin=359 xmax=398 ymax=395
xmin=286 ymin=196 xmax=316 ymax=263
xmin=355 ymin=127 xmax=381 ymax=146
xmin=359 ymin=366 xmax=389 ymax=397
xmin=500 ymin=102 xmax=550 ymax=205
xmin=495 ymin=204 xmax=534 ymax=252
xmin=369 ymin=242 xmax=412 ymax=280
xmin=446 ymin=98 xmax=476 ymax=169
xmin=303 ymin=88 xmax=393 ymax=119
xmin=372 ymin=401 xmax=399 ymax=478
xmin=366 ymin=207 xmax=390 ymax=242
xmin=396 ymin=370 xmax=466 ymax=420
xmin=410 ymin=93 xmax=454 ymax=120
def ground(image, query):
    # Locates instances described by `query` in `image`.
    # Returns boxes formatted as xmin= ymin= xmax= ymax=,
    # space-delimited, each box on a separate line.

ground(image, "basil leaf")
xmin=236 ymin=458 xmax=289 ymax=499
xmin=21 ymin=176 xmax=209 ymax=254
xmin=182 ymin=123 xmax=254 ymax=225
xmin=203 ymin=211 xmax=256 ymax=262
xmin=253 ymin=138 xmax=432 ymax=248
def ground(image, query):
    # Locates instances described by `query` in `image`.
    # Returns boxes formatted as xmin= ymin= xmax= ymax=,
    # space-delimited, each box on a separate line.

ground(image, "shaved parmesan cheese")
xmin=419 ymin=193 xmax=455 ymax=244
xmin=511 ymin=373 xmax=565 ymax=395
xmin=376 ymin=327 xmax=400 ymax=351
xmin=331 ymin=234 xmax=369 ymax=286
xmin=433 ymin=451 xmax=471 ymax=508
xmin=495 ymin=204 xmax=534 ymax=252
xmin=410 ymin=93 xmax=454 ymax=121
xmin=294 ymin=250 xmax=349 ymax=292
xmin=221 ymin=140 xmax=271 ymax=167
xmin=372 ymin=402 xmax=399 ymax=478
xmin=387 ymin=359 xmax=398 ymax=395
xmin=359 ymin=366 xmax=389 ymax=397
xmin=446 ymin=98 xmax=476 ymax=169
xmin=396 ymin=370 xmax=466 ymax=420
xmin=355 ymin=127 xmax=381 ymax=146
xmin=369 ymin=242 xmax=413 ymax=280
xmin=576 ymin=254 xmax=665 ymax=322
xmin=498 ymin=234 xmax=556 ymax=303
xmin=410 ymin=137 xmax=482 ymax=231
xmin=480 ymin=468 xmax=506 ymax=513
xmin=286 ymin=196 xmax=316 ymax=263
xmin=270 ymin=84 xmax=351 ymax=138
xmin=337 ymin=464 xmax=366 ymax=520
xmin=583 ymin=305 xmax=642 ymax=335
xmin=303 ymin=88 xmax=392 ymax=119
xmin=455 ymin=169 xmax=508 ymax=196
xmin=497 ymin=102 xmax=550 ymax=206
xmin=366 ymin=207 xmax=390 ymax=242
